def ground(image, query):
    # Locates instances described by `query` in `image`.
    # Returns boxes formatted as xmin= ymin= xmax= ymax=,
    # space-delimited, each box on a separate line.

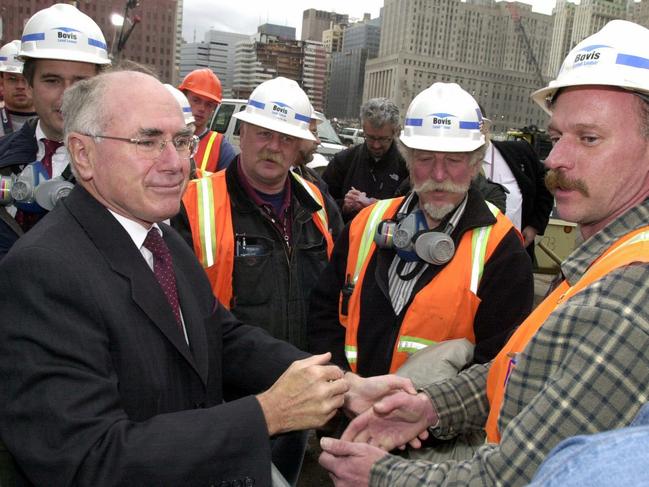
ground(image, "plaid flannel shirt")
xmin=371 ymin=197 xmax=649 ymax=486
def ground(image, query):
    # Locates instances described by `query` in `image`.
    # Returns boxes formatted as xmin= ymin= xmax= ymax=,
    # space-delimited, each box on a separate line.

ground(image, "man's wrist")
xmin=415 ymin=390 xmax=439 ymax=429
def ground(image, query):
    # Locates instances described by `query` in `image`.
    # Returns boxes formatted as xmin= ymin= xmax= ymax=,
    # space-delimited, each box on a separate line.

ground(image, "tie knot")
xmin=42 ymin=139 xmax=63 ymax=157
xmin=143 ymin=228 xmax=169 ymax=259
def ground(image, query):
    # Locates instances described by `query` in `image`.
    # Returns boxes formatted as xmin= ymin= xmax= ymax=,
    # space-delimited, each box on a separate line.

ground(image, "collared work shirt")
xmin=371 ymin=197 xmax=649 ymax=486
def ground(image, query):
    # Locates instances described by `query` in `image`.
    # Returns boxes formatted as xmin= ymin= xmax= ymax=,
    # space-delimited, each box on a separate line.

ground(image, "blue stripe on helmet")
xmin=0 ymin=56 xmax=8 ymax=61
xmin=459 ymin=121 xmax=481 ymax=130
xmin=182 ymin=107 xmax=192 ymax=113
xmin=88 ymin=38 xmax=107 ymax=50
xmin=295 ymin=113 xmax=311 ymax=123
xmin=616 ymin=53 xmax=649 ymax=71
xmin=248 ymin=99 xmax=265 ymax=110
xmin=405 ymin=118 xmax=423 ymax=127
xmin=22 ymin=33 xmax=45 ymax=42
xmin=55 ymin=27 xmax=82 ymax=33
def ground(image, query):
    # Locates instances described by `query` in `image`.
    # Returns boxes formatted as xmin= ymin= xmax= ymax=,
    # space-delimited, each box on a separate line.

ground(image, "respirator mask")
xmin=373 ymin=193 xmax=463 ymax=265
xmin=0 ymin=161 xmax=74 ymax=212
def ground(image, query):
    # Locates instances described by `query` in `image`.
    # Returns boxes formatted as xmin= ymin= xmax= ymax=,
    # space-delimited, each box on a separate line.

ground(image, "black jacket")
xmin=307 ymin=187 xmax=534 ymax=377
xmin=173 ymin=159 xmax=343 ymax=350
xmin=0 ymin=118 xmax=39 ymax=259
xmin=0 ymin=116 xmax=38 ymax=169
xmin=323 ymin=141 xmax=409 ymax=222
xmin=491 ymin=140 xmax=554 ymax=236
xmin=0 ymin=185 xmax=306 ymax=486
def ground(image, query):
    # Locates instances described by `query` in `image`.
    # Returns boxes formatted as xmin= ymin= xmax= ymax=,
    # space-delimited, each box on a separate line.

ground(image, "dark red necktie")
xmin=143 ymin=228 xmax=182 ymax=328
xmin=14 ymin=139 xmax=64 ymax=232
xmin=41 ymin=139 xmax=63 ymax=178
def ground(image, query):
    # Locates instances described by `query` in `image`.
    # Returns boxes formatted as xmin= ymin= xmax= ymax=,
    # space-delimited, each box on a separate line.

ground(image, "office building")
xmin=180 ymin=30 xmax=249 ymax=98
xmin=301 ymin=9 xmax=349 ymax=41
xmin=364 ymin=0 xmax=553 ymax=133
xmin=0 ymin=0 xmax=178 ymax=83
xmin=327 ymin=16 xmax=381 ymax=119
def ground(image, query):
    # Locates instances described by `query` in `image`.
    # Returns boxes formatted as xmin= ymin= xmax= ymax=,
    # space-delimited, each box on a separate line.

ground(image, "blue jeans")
xmin=530 ymin=403 xmax=649 ymax=486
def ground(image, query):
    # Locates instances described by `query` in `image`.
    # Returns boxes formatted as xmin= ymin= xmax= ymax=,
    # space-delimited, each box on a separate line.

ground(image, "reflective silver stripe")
xmin=196 ymin=177 xmax=216 ymax=267
xmin=291 ymin=171 xmax=329 ymax=231
xmin=469 ymin=202 xmax=499 ymax=294
xmin=354 ymin=199 xmax=394 ymax=283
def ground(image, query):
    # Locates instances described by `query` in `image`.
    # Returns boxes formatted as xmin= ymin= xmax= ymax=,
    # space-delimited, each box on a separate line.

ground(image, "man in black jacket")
xmin=323 ymin=98 xmax=409 ymax=222
xmin=0 ymin=4 xmax=110 ymax=259
xmin=480 ymin=110 xmax=554 ymax=261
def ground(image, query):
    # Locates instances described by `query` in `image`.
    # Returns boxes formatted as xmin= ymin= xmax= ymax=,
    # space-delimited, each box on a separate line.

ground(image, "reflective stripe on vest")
xmin=196 ymin=176 xmax=216 ymax=267
xmin=290 ymin=171 xmax=334 ymax=258
xmin=342 ymin=199 xmax=514 ymax=373
xmin=182 ymin=170 xmax=234 ymax=308
xmin=183 ymin=170 xmax=334 ymax=308
xmin=485 ymin=227 xmax=649 ymax=443
xmin=198 ymin=131 xmax=223 ymax=173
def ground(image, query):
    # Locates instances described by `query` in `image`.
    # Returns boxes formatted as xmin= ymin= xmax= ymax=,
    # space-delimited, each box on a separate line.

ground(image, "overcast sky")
xmin=182 ymin=0 xmax=559 ymax=42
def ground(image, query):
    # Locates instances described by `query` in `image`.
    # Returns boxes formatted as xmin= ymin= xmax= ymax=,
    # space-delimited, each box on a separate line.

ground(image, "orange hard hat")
xmin=178 ymin=68 xmax=222 ymax=104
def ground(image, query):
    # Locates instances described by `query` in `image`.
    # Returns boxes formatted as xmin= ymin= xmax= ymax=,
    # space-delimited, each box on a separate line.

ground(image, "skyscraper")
xmin=364 ymin=0 xmax=553 ymax=133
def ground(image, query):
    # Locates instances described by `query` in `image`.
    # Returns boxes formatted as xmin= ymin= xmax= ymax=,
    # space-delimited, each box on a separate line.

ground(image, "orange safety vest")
xmin=485 ymin=226 xmax=649 ymax=443
xmin=194 ymin=131 xmax=223 ymax=174
xmin=341 ymin=197 xmax=517 ymax=373
xmin=182 ymin=170 xmax=334 ymax=308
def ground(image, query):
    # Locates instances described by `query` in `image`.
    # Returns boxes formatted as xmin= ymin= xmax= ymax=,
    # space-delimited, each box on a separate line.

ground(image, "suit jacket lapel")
xmin=169 ymin=233 xmax=209 ymax=386
xmin=63 ymin=187 xmax=201 ymax=379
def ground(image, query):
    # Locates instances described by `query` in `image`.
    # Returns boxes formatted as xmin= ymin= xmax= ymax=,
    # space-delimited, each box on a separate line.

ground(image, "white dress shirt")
xmin=108 ymin=210 xmax=189 ymax=344
xmin=482 ymin=141 xmax=523 ymax=230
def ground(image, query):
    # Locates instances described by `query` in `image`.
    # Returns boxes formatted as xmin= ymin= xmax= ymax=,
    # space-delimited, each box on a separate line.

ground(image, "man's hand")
xmin=521 ymin=226 xmax=538 ymax=248
xmin=341 ymin=391 xmax=437 ymax=451
xmin=356 ymin=194 xmax=376 ymax=209
xmin=319 ymin=437 xmax=388 ymax=487
xmin=343 ymin=372 xmax=416 ymax=417
xmin=343 ymin=186 xmax=365 ymax=213
xmin=257 ymin=353 xmax=349 ymax=435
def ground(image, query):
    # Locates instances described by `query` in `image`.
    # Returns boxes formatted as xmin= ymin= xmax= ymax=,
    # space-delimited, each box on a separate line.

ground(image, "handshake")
xmin=257 ymin=353 xmax=439 ymax=486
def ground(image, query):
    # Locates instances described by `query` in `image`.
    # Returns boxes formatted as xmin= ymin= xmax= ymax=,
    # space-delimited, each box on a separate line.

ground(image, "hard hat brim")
xmin=17 ymin=48 xmax=110 ymax=65
xmin=178 ymin=86 xmax=222 ymax=104
xmin=0 ymin=66 xmax=23 ymax=74
xmin=233 ymin=110 xmax=317 ymax=141
xmin=399 ymin=133 xmax=485 ymax=153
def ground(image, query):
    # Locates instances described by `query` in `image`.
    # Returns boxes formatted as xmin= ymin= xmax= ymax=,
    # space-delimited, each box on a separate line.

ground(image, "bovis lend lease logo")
xmin=430 ymin=113 xmax=454 ymax=129
xmin=270 ymin=101 xmax=290 ymax=122
xmin=572 ymin=44 xmax=609 ymax=68
xmin=54 ymin=27 xmax=80 ymax=45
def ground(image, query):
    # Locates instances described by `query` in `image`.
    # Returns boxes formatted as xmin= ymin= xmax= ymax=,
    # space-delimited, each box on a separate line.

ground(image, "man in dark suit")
xmin=0 ymin=70 xmax=354 ymax=486
xmin=484 ymin=138 xmax=554 ymax=261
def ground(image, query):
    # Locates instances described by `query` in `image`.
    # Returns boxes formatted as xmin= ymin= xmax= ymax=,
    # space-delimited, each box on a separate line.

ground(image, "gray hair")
xmin=61 ymin=74 xmax=112 ymax=143
xmin=360 ymin=98 xmax=400 ymax=129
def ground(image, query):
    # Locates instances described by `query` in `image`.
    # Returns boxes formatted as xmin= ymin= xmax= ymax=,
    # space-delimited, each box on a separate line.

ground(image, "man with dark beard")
xmin=308 ymin=82 xmax=532 ymax=381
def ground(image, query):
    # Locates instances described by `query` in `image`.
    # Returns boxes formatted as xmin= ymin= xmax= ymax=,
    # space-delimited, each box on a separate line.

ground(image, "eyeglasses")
xmin=364 ymin=134 xmax=394 ymax=144
xmin=84 ymin=134 xmax=199 ymax=159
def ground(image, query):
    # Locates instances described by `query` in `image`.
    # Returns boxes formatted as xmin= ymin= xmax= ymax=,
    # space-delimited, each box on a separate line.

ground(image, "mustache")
xmin=258 ymin=150 xmax=285 ymax=165
xmin=545 ymin=170 xmax=589 ymax=197
xmin=413 ymin=179 xmax=469 ymax=194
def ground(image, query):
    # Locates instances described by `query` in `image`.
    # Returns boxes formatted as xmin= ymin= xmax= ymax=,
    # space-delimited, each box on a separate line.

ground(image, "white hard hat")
xmin=532 ymin=20 xmax=649 ymax=114
xmin=311 ymin=108 xmax=325 ymax=125
xmin=0 ymin=41 xmax=24 ymax=74
xmin=233 ymin=77 xmax=316 ymax=141
xmin=18 ymin=3 xmax=110 ymax=65
xmin=164 ymin=84 xmax=196 ymax=125
xmin=400 ymin=82 xmax=485 ymax=152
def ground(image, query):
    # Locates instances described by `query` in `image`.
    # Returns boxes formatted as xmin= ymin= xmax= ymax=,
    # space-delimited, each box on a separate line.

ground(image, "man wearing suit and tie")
xmin=0 ymin=71 xmax=413 ymax=486
xmin=482 ymin=126 xmax=554 ymax=261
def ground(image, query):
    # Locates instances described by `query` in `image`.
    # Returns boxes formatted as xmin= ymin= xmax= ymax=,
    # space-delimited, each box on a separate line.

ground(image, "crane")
xmin=506 ymin=3 xmax=545 ymax=87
